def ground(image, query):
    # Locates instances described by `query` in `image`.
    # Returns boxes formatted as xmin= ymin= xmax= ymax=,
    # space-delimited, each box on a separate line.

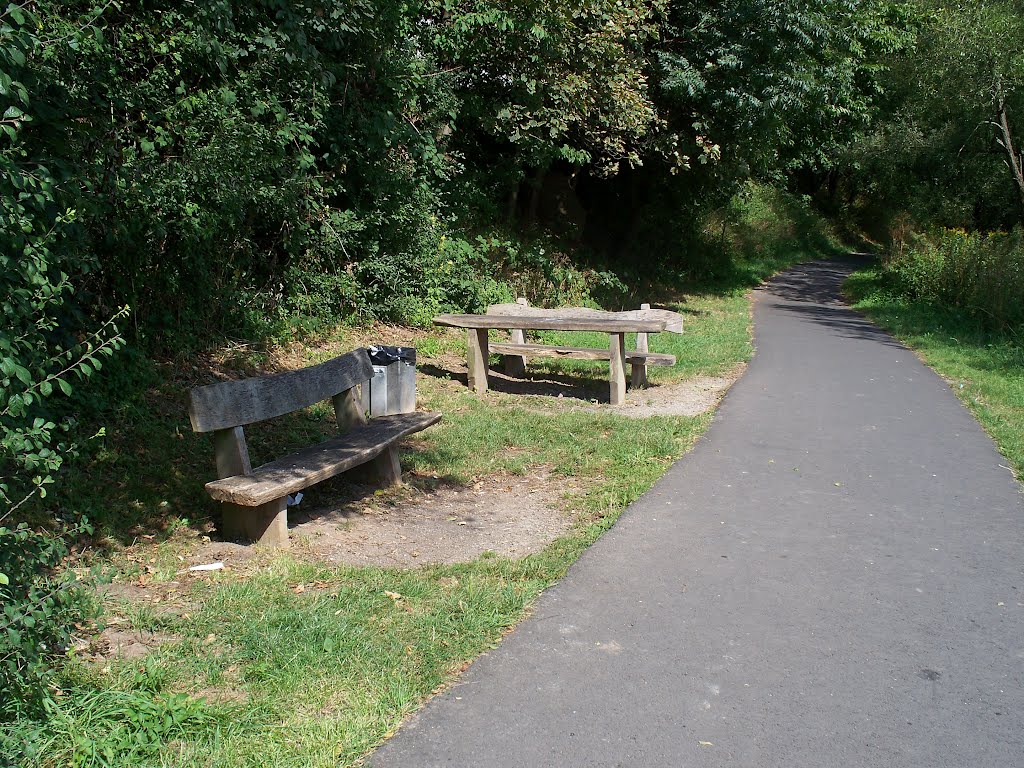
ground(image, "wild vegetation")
xmin=3 ymin=0 xmax=1024 ymax=764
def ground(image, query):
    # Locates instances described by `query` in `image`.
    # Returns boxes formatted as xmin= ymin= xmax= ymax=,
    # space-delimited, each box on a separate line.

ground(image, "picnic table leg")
xmin=631 ymin=302 xmax=651 ymax=389
xmin=467 ymin=328 xmax=490 ymax=394
xmin=504 ymin=297 xmax=529 ymax=377
xmin=609 ymin=332 xmax=627 ymax=405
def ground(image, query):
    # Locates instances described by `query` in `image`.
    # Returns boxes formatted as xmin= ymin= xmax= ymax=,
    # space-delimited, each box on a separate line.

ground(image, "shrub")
xmin=884 ymin=227 xmax=1024 ymax=331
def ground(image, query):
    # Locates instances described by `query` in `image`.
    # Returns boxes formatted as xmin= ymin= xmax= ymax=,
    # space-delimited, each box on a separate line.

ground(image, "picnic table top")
xmin=432 ymin=313 xmax=668 ymax=333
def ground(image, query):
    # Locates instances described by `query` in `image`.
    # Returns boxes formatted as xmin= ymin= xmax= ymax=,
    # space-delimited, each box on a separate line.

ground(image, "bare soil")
xmin=288 ymin=468 xmax=577 ymax=568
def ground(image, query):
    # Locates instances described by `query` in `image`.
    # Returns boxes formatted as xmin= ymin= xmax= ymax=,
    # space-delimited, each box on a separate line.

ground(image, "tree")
xmin=850 ymin=1 xmax=1024 ymax=229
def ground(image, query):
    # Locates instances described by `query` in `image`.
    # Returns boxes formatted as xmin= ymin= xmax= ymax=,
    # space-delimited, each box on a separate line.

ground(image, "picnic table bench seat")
xmin=188 ymin=348 xmax=440 ymax=547
xmin=488 ymin=342 xmax=675 ymax=367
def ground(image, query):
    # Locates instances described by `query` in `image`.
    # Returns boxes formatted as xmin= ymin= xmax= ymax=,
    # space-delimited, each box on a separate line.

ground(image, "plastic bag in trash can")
xmin=367 ymin=345 xmax=416 ymax=366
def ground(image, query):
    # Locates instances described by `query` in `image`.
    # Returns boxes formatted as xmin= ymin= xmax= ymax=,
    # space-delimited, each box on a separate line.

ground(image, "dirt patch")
xmin=591 ymin=367 xmax=744 ymax=418
xmin=288 ymin=469 xmax=576 ymax=567
xmin=76 ymin=623 xmax=176 ymax=662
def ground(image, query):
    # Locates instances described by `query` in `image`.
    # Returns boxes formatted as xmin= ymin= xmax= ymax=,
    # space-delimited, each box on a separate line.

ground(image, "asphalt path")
xmin=371 ymin=259 xmax=1024 ymax=768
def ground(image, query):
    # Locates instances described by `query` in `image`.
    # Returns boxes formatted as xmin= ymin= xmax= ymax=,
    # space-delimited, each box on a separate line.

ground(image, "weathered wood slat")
xmin=467 ymin=328 xmax=489 ymax=394
xmin=434 ymin=314 xmax=666 ymax=333
xmin=504 ymin=297 xmax=530 ymax=377
xmin=609 ymin=333 xmax=627 ymax=405
xmin=485 ymin=304 xmax=683 ymax=333
xmin=489 ymin=343 xmax=675 ymax=366
xmin=213 ymin=426 xmax=252 ymax=479
xmin=633 ymin=302 xmax=652 ymax=389
xmin=205 ymin=411 xmax=442 ymax=506
xmin=189 ymin=349 xmax=374 ymax=433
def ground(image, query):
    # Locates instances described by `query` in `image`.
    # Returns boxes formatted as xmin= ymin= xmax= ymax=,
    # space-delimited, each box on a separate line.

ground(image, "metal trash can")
xmin=362 ymin=346 xmax=417 ymax=416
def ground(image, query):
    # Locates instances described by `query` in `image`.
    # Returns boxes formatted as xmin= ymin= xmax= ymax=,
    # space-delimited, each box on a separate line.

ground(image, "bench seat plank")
xmin=205 ymin=411 xmax=442 ymax=506
xmin=490 ymin=343 xmax=675 ymax=366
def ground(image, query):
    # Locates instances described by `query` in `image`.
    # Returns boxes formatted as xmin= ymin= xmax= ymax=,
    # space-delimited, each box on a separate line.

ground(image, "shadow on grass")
xmin=418 ymin=362 xmax=608 ymax=403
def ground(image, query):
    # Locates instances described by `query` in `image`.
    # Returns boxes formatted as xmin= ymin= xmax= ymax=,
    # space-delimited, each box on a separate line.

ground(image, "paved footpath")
xmin=372 ymin=259 xmax=1024 ymax=768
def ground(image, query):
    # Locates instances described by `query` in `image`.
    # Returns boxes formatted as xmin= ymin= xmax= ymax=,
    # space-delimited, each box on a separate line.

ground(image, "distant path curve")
xmin=371 ymin=258 xmax=1024 ymax=768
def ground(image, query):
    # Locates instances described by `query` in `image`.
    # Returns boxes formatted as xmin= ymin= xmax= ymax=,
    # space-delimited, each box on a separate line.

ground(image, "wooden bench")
xmin=188 ymin=348 xmax=441 ymax=547
xmin=486 ymin=299 xmax=680 ymax=390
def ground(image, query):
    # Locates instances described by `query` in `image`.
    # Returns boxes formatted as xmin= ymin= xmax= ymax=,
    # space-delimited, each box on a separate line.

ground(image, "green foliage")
xmin=882 ymin=226 xmax=1024 ymax=331
xmin=657 ymin=0 xmax=915 ymax=177
xmin=848 ymin=0 xmax=1024 ymax=231
xmin=0 ymin=519 xmax=94 ymax=722
xmin=428 ymin=0 xmax=666 ymax=175
xmin=1 ymin=0 xmax=126 ymax=725
xmin=3 ymin=0 xmax=913 ymax=351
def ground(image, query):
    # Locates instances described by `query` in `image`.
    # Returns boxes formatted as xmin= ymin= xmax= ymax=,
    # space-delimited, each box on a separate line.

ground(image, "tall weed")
xmin=884 ymin=227 xmax=1024 ymax=331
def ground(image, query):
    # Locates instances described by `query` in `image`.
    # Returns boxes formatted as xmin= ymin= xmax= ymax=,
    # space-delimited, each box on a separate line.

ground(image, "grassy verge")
xmin=4 ymin=188 xmax=844 ymax=767
xmin=845 ymin=267 xmax=1024 ymax=479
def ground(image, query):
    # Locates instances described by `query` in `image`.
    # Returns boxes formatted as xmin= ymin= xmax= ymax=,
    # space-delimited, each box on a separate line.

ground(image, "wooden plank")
xmin=632 ymin=302 xmax=651 ymax=389
xmin=504 ymin=297 xmax=529 ymax=377
xmin=213 ymin=426 xmax=252 ymax=479
xmin=609 ymin=333 xmax=627 ymax=405
xmin=189 ymin=349 xmax=374 ymax=433
xmin=221 ymin=497 xmax=288 ymax=547
xmin=485 ymin=304 xmax=683 ymax=333
xmin=435 ymin=314 xmax=666 ymax=333
xmin=467 ymin=328 xmax=489 ymax=394
xmin=204 ymin=412 xmax=442 ymax=506
xmin=333 ymin=386 xmax=366 ymax=432
xmin=490 ymin=343 xmax=675 ymax=366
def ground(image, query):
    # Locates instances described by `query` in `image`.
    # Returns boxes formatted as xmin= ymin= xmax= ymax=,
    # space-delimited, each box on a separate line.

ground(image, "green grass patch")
xmin=846 ymin=266 xmax=1024 ymax=479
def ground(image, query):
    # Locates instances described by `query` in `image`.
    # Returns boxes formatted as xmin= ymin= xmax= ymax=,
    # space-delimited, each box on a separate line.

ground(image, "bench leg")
xmin=221 ymin=497 xmax=288 ymax=548
xmin=609 ymin=332 xmax=627 ymax=406
xmin=504 ymin=328 xmax=527 ymax=377
xmin=348 ymin=445 xmax=403 ymax=488
xmin=467 ymin=328 xmax=489 ymax=394
xmin=631 ymin=323 xmax=650 ymax=389
xmin=630 ymin=361 xmax=648 ymax=389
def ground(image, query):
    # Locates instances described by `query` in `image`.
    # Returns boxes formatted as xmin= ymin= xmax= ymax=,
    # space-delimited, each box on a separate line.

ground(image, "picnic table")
xmin=434 ymin=303 xmax=682 ymax=405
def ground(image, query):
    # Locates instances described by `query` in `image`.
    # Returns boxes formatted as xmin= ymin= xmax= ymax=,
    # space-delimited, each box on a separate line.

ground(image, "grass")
xmin=845 ymin=266 xmax=1024 ymax=479
xmin=4 ymin=186 xmax=847 ymax=767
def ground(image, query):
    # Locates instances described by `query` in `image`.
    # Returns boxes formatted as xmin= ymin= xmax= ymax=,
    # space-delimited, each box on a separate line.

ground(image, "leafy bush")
xmin=883 ymin=227 xmax=1024 ymax=331
xmin=1 ymin=0 xmax=125 ymax=723
xmin=0 ymin=520 xmax=94 ymax=721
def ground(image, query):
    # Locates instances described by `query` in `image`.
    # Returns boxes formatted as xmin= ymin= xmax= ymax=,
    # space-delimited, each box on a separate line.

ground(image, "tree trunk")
xmin=996 ymin=83 xmax=1024 ymax=218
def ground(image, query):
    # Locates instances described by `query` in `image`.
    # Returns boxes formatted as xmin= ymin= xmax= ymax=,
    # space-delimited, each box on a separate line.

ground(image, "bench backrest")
xmin=486 ymin=300 xmax=683 ymax=334
xmin=189 ymin=348 xmax=374 ymax=433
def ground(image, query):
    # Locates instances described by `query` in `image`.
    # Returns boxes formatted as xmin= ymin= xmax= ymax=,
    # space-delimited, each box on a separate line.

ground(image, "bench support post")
xmin=504 ymin=297 xmax=530 ymax=377
xmin=213 ymin=426 xmax=252 ymax=478
xmin=609 ymin=332 xmax=627 ymax=405
xmin=631 ymin=303 xmax=651 ymax=389
xmin=347 ymin=444 xmax=402 ymax=487
xmin=467 ymin=328 xmax=489 ymax=394
xmin=333 ymin=386 xmax=367 ymax=432
xmin=222 ymin=497 xmax=288 ymax=547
